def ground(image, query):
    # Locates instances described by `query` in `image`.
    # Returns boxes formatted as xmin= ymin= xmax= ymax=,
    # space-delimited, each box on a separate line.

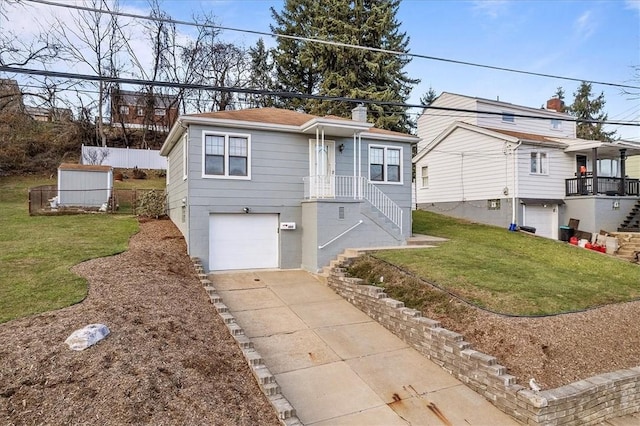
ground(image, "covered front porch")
xmin=563 ymin=139 xmax=640 ymax=197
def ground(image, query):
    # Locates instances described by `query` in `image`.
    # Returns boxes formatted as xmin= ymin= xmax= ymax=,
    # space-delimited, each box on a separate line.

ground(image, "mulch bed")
xmin=0 ymin=219 xmax=280 ymax=426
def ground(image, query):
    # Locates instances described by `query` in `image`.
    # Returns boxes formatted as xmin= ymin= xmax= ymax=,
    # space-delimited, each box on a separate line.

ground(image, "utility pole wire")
xmin=3 ymin=65 xmax=639 ymax=127
xmin=21 ymin=0 xmax=640 ymax=91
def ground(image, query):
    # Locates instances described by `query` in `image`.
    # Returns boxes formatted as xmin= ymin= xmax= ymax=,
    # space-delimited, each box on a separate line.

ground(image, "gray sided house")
xmin=160 ymin=107 xmax=419 ymax=272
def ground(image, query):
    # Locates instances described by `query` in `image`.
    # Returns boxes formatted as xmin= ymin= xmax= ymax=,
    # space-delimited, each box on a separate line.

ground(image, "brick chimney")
xmin=546 ymin=97 xmax=565 ymax=112
xmin=351 ymin=104 xmax=367 ymax=122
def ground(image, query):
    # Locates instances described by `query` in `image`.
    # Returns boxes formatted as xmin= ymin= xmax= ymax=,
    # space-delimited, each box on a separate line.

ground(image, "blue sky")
xmin=5 ymin=0 xmax=640 ymax=139
xmin=135 ymin=0 xmax=640 ymax=140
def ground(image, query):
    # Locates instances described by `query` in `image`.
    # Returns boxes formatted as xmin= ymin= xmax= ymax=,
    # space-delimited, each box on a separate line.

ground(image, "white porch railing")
xmin=303 ymin=175 xmax=403 ymax=234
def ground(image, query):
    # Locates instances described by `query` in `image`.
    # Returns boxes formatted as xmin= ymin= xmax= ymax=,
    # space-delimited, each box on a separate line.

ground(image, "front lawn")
xmin=371 ymin=210 xmax=640 ymax=316
xmin=0 ymin=176 xmax=141 ymax=323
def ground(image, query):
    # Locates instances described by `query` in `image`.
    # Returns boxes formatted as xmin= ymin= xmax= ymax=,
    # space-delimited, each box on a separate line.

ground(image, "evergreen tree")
xmin=270 ymin=0 xmax=325 ymax=111
xmin=569 ymin=81 xmax=616 ymax=141
xmin=270 ymin=0 xmax=419 ymax=133
xmin=420 ymin=86 xmax=437 ymax=107
xmin=247 ymin=38 xmax=275 ymax=107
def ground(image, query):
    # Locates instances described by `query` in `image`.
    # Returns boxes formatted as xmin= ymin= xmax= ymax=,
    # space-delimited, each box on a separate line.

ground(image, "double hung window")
xmin=203 ymin=133 xmax=250 ymax=178
xmin=369 ymin=145 xmax=402 ymax=183
xmin=530 ymin=152 xmax=548 ymax=175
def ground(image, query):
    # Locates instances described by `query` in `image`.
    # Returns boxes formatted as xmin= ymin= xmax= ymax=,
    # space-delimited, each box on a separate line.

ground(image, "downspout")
xmin=510 ymin=141 xmax=522 ymax=231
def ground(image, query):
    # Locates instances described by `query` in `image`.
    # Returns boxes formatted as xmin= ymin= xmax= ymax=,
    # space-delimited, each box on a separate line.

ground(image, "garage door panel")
xmin=210 ymin=214 xmax=279 ymax=271
xmin=524 ymin=205 xmax=557 ymax=239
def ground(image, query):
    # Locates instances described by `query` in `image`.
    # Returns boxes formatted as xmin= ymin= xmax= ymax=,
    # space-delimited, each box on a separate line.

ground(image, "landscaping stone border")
xmin=327 ymin=257 xmax=640 ymax=426
xmin=191 ymin=258 xmax=301 ymax=426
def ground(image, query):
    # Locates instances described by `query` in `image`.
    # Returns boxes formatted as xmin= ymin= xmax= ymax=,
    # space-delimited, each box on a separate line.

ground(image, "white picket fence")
xmin=81 ymin=145 xmax=166 ymax=170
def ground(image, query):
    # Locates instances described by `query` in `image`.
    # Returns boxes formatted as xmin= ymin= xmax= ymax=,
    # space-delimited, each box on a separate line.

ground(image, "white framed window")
xmin=137 ymin=107 xmax=144 ymax=116
xmin=119 ymin=105 xmax=129 ymax=115
xmin=202 ymin=132 xmax=250 ymax=179
xmin=421 ymin=165 xmax=429 ymax=187
xmin=530 ymin=151 xmax=548 ymax=175
xmin=182 ymin=134 xmax=188 ymax=181
xmin=369 ymin=145 xmax=402 ymax=184
xmin=154 ymin=108 xmax=166 ymax=116
xmin=550 ymin=119 xmax=562 ymax=130
xmin=502 ymin=112 xmax=515 ymax=123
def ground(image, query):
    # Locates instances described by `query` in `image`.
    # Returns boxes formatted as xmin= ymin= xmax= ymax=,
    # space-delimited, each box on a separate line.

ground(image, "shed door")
xmin=209 ymin=214 xmax=279 ymax=271
xmin=523 ymin=205 xmax=558 ymax=239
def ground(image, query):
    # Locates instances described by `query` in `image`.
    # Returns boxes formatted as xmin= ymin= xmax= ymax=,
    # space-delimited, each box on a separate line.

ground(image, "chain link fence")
xmin=28 ymin=185 xmax=164 ymax=216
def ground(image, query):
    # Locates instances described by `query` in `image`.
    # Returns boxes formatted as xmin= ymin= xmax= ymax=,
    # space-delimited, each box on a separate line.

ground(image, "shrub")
xmin=132 ymin=166 xmax=147 ymax=179
xmin=136 ymin=190 xmax=166 ymax=218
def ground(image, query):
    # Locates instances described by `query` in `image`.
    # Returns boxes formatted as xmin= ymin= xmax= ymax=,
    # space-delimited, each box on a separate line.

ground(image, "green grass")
xmin=372 ymin=210 xmax=640 ymax=316
xmin=0 ymin=176 xmax=141 ymax=323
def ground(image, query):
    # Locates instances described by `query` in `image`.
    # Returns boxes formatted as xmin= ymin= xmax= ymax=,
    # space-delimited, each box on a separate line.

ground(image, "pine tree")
xmin=247 ymin=38 xmax=275 ymax=107
xmin=270 ymin=0 xmax=325 ymax=111
xmin=420 ymin=87 xmax=437 ymax=107
xmin=270 ymin=0 xmax=419 ymax=133
xmin=569 ymin=81 xmax=616 ymax=141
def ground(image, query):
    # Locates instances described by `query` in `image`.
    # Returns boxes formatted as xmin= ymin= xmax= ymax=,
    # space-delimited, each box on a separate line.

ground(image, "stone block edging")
xmin=327 ymin=264 xmax=640 ymax=426
xmin=191 ymin=258 xmax=302 ymax=426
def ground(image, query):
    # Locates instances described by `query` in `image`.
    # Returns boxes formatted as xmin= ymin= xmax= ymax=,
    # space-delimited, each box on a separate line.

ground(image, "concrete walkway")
xmin=209 ymin=269 xmax=519 ymax=425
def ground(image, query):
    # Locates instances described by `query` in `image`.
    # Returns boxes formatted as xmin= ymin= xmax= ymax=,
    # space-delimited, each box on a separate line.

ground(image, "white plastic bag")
xmin=65 ymin=324 xmax=110 ymax=351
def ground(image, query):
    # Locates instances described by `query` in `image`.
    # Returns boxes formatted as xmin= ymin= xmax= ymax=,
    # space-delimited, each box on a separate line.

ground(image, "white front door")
xmin=209 ymin=214 xmax=279 ymax=271
xmin=309 ymin=140 xmax=336 ymax=197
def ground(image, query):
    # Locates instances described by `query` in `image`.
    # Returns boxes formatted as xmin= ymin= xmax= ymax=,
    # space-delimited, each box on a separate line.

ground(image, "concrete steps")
xmin=319 ymin=234 xmax=449 ymax=277
xmin=610 ymin=232 xmax=640 ymax=262
xmin=190 ymin=258 xmax=302 ymax=425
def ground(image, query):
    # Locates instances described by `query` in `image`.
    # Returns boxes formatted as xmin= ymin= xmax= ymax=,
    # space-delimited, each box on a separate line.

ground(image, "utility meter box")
xmin=280 ymin=222 xmax=296 ymax=230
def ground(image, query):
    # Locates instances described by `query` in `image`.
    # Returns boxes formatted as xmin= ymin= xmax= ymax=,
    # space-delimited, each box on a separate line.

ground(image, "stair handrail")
xmin=358 ymin=176 xmax=403 ymax=234
xmin=318 ymin=220 xmax=363 ymax=249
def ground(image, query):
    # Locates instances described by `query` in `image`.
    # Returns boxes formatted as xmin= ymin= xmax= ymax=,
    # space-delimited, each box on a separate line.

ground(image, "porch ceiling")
xmin=560 ymin=139 xmax=640 ymax=157
xmin=300 ymin=117 xmax=373 ymax=137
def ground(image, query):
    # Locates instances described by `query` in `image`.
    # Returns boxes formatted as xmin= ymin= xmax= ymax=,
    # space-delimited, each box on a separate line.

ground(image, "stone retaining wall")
xmin=327 ymin=265 xmax=640 ymax=426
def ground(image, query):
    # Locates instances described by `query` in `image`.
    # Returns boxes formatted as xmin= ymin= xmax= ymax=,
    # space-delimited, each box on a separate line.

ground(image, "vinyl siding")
xmin=476 ymin=100 xmax=575 ymax=138
xmin=416 ymin=93 xmax=476 ymax=151
xmin=186 ymin=124 xmax=308 ymax=270
xmin=415 ymin=127 xmax=515 ymax=204
xmin=517 ymin=145 xmax=574 ymax=199
xmin=165 ymin=132 xmax=189 ymax=242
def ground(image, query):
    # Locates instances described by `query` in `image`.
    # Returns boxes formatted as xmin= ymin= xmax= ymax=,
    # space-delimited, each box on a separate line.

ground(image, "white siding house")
xmin=415 ymin=93 xmax=640 ymax=238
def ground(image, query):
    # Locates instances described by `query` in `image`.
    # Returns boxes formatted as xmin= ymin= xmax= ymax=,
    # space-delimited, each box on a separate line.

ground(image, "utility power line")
xmin=3 ymin=65 xmax=639 ymax=127
xmin=21 ymin=0 xmax=640 ymax=91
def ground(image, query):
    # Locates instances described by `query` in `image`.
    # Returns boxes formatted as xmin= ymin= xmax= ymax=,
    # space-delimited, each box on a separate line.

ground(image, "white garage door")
xmin=523 ymin=205 xmax=558 ymax=239
xmin=209 ymin=214 xmax=279 ymax=271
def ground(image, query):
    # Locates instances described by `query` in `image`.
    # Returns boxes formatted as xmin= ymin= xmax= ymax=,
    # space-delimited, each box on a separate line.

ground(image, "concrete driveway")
xmin=208 ymin=269 xmax=518 ymax=425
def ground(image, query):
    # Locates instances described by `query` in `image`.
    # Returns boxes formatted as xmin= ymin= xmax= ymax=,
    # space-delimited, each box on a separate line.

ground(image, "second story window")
xmin=502 ymin=112 xmax=515 ymax=123
xmin=550 ymin=119 xmax=562 ymax=130
xmin=154 ymin=108 xmax=166 ymax=116
xmin=137 ymin=107 xmax=144 ymax=116
xmin=119 ymin=105 xmax=129 ymax=115
xmin=530 ymin=152 xmax=548 ymax=175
